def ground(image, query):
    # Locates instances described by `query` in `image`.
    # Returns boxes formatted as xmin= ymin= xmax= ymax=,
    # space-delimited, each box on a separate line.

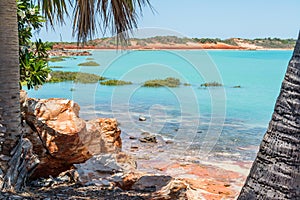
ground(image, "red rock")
xmin=21 ymin=96 xmax=122 ymax=179
xmin=86 ymin=118 xmax=121 ymax=154
xmin=118 ymin=171 xmax=143 ymax=190
xmin=154 ymin=179 xmax=188 ymax=199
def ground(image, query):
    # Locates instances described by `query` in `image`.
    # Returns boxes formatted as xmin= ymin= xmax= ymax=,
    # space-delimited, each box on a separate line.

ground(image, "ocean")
xmin=26 ymin=49 xmax=292 ymax=162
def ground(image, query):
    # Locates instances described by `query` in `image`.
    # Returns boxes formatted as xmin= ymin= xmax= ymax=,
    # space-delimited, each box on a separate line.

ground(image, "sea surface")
xmin=26 ymin=49 xmax=292 ymax=162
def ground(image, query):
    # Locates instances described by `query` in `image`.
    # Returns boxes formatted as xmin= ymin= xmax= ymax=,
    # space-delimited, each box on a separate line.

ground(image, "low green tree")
xmin=18 ymin=0 xmax=51 ymax=90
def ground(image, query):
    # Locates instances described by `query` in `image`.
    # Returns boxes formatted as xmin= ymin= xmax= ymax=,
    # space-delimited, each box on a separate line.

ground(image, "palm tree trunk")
xmin=238 ymin=34 xmax=300 ymax=199
xmin=0 ymin=0 xmax=39 ymax=192
xmin=0 ymin=0 xmax=21 ymax=171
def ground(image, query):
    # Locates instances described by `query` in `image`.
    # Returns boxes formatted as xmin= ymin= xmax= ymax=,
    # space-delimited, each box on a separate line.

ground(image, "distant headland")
xmin=50 ymin=36 xmax=295 ymax=51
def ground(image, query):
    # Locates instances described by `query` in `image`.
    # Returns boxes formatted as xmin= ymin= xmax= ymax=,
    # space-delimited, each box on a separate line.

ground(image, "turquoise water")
xmin=26 ymin=50 xmax=292 ymax=161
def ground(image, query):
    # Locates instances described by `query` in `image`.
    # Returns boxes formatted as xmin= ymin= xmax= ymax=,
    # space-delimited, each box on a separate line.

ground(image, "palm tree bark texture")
xmin=238 ymin=34 xmax=300 ymax=199
xmin=0 ymin=0 xmax=22 ymax=188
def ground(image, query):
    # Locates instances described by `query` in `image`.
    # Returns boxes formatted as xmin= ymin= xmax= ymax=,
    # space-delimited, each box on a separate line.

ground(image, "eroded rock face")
xmin=20 ymin=94 xmax=122 ymax=179
xmin=22 ymin=98 xmax=92 ymax=178
xmin=74 ymin=152 xmax=136 ymax=185
xmin=86 ymin=118 xmax=121 ymax=154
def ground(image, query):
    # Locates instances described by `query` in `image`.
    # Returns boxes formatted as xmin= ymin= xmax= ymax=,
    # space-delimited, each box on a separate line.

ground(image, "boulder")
xmin=86 ymin=118 xmax=121 ymax=154
xmin=138 ymin=116 xmax=146 ymax=121
xmin=153 ymin=179 xmax=188 ymax=199
xmin=20 ymin=95 xmax=122 ymax=179
xmin=139 ymin=135 xmax=157 ymax=143
xmin=22 ymin=98 xmax=92 ymax=178
xmin=132 ymin=175 xmax=172 ymax=192
xmin=74 ymin=152 xmax=136 ymax=185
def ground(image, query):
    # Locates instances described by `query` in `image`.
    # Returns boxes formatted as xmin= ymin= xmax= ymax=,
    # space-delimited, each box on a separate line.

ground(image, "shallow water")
xmin=26 ymin=49 xmax=292 ymax=162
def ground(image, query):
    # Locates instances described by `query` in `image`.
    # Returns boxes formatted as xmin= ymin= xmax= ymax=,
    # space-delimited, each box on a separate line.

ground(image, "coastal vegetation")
xmin=100 ymin=79 xmax=132 ymax=86
xmin=47 ymin=56 xmax=76 ymax=62
xmin=78 ymin=61 xmax=100 ymax=66
xmin=47 ymin=56 xmax=69 ymax=62
xmin=244 ymin=37 xmax=296 ymax=49
xmin=49 ymin=71 xmax=106 ymax=83
xmin=50 ymin=66 xmax=64 ymax=68
xmin=200 ymin=82 xmax=223 ymax=87
xmin=51 ymin=36 xmax=296 ymax=49
xmin=143 ymin=77 xmax=180 ymax=87
xmin=18 ymin=0 xmax=51 ymax=90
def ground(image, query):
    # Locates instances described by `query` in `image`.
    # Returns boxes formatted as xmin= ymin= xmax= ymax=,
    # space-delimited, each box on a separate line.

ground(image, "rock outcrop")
xmin=20 ymin=92 xmax=122 ymax=179
xmin=48 ymin=50 xmax=91 ymax=57
xmin=86 ymin=118 xmax=121 ymax=154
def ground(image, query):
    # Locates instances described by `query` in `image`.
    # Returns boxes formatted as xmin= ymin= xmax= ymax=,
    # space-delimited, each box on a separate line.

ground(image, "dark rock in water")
xmin=139 ymin=135 xmax=157 ymax=143
xmin=129 ymin=136 xmax=137 ymax=140
xmin=165 ymin=140 xmax=174 ymax=144
xmin=131 ymin=145 xmax=139 ymax=150
xmin=139 ymin=116 xmax=146 ymax=121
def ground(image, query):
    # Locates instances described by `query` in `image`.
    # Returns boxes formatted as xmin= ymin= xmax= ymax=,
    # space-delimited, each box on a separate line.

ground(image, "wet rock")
xmin=165 ymin=140 xmax=174 ymax=144
xmin=138 ymin=116 xmax=146 ymax=121
xmin=129 ymin=136 xmax=137 ymax=140
xmin=130 ymin=145 xmax=139 ymax=150
xmin=131 ymin=175 xmax=172 ymax=192
xmin=139 ymin=135 xmax=157 ymax=143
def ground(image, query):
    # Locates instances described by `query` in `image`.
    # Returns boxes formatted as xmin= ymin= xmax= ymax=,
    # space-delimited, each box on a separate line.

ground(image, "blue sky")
xmin=37 ymin=0 xmax=300 ymax=41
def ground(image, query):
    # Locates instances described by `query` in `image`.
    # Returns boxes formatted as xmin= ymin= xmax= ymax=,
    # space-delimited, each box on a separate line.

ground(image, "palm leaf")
xmin=37 ymin=0 xmax=152 ymax=44
xmin=37 ymin=0 xmax=71 ymax=26
xmin=73 ymin=0 xmax=152 ymax=44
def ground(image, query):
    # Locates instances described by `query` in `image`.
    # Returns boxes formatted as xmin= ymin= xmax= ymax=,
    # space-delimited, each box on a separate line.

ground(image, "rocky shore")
xmin=0 ymin=91 xmax=250 ymax=199
xmin=48 ymin=49 xmax=91 ymax=57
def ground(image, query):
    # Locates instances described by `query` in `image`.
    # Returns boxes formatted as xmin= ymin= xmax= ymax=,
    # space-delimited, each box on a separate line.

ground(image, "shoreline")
xmin=51 ymin=47 xmax=293 ymax=52
xmin=52 ymin=42 xmax=293 ymax=52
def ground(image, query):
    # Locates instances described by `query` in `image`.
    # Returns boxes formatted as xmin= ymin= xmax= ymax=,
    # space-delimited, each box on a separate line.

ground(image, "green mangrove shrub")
xmin=143 ymin=77 xmax=180 ymax=87
xmin=49 ymin=71 xmax=106 ymax=83
xmin=18 ymin=0 xmax=51 ymax=89
xmin=78 ymin=61 xmax=100 ymax=66
xmin=47 ymin=56 xmax=69 ymax=62
xmin=100 ymin=79 xmax=132 ymax=86
xmin=200 ymin=82 xmax=223 ymax=87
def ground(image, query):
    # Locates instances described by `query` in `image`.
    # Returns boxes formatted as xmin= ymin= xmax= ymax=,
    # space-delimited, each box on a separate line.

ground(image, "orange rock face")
xmin=21 ymin=97 xmax=122 ymax=179
xmin=86 ymin=118 xmax=122 ymax=154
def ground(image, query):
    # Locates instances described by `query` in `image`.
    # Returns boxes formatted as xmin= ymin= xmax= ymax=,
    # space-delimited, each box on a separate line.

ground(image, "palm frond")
xmin=72 ymin=0 xmax=96 ymax=44
xmin=73 ymin=0 xmax=152 ymax=44
xmin=37 ymin=0 xmax=70 ymax=26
